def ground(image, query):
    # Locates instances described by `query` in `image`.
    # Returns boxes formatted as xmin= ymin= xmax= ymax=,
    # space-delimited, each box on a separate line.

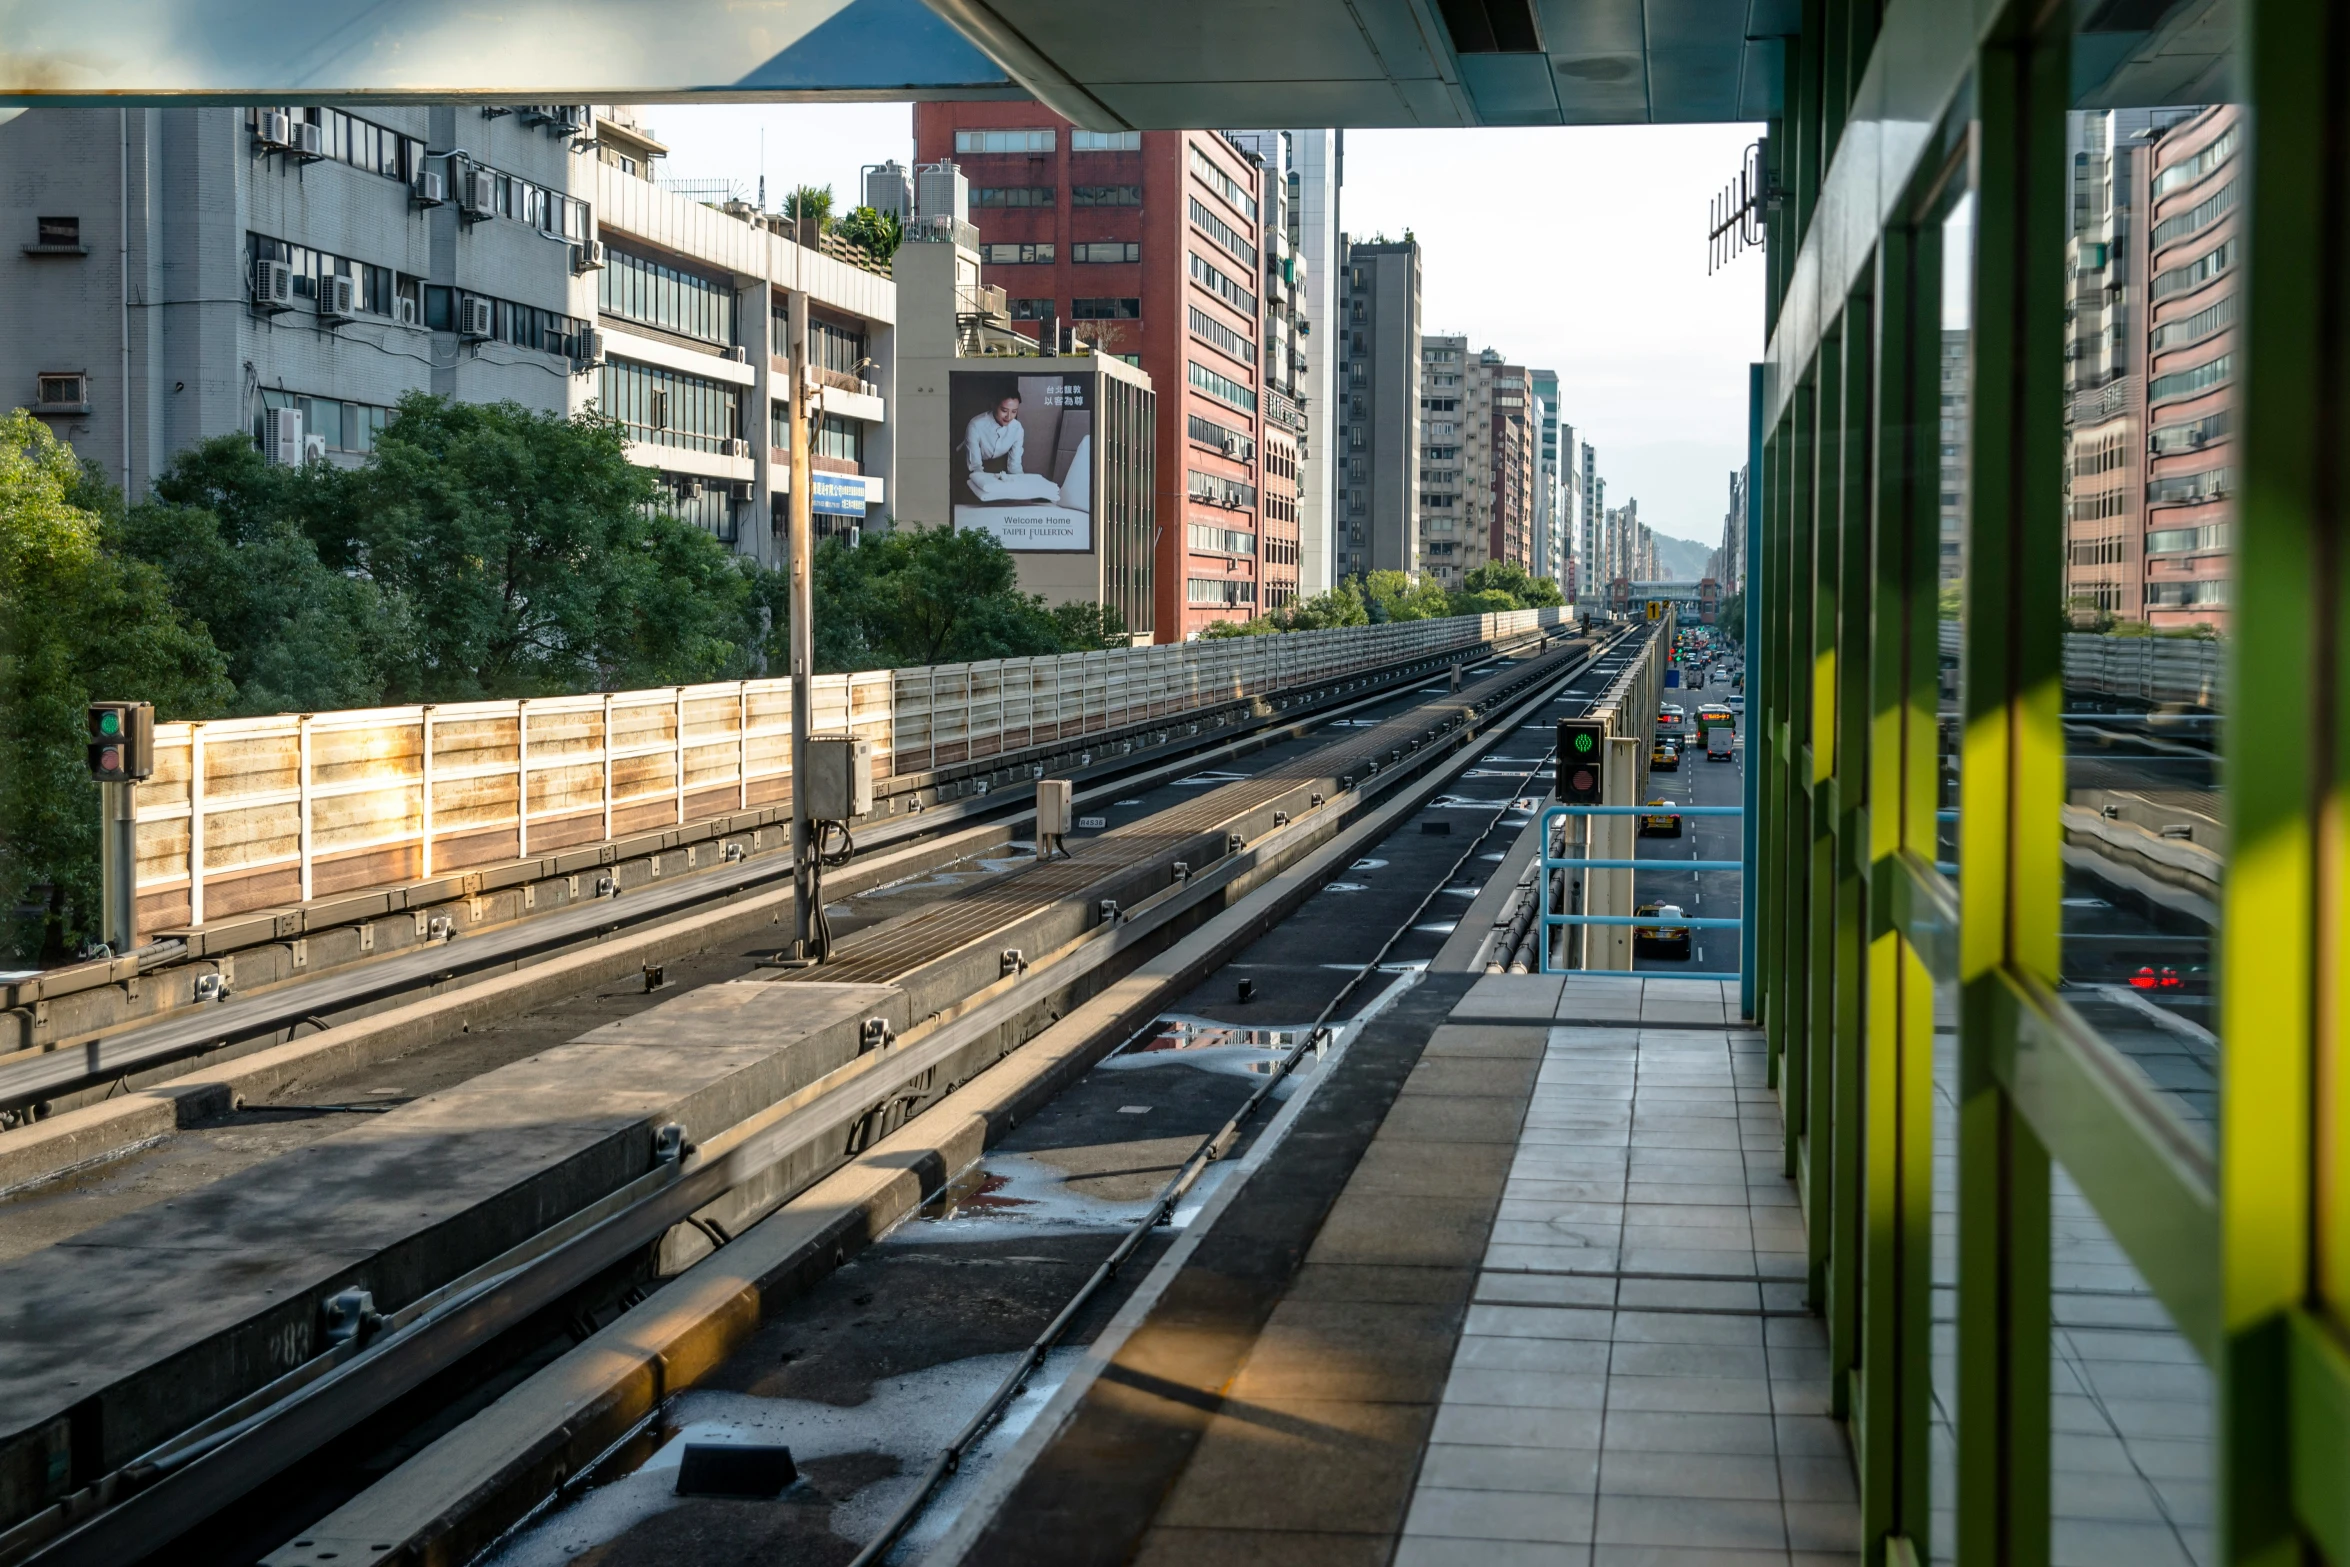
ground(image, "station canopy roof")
xmin=0 ymin=0 xmax=1799 ymax=123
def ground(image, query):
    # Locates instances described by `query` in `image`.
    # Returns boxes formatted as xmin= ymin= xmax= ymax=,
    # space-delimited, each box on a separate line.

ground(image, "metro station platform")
xmin=940 ymin=972 xmax=1861 ymax=1567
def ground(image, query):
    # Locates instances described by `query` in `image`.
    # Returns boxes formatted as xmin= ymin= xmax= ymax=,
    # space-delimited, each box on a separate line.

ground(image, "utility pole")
xmin=788 ymin=287 xmax=815 ymax=959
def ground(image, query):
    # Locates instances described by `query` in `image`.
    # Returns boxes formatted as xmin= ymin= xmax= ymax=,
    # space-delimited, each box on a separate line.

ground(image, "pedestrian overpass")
xmin=5 ymin=0 xmax=2340 ymax=1562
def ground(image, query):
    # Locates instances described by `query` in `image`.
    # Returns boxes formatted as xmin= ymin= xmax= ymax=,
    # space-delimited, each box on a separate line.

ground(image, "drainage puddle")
xmin=477 ymin=1349 xmax=1085 ymax=1567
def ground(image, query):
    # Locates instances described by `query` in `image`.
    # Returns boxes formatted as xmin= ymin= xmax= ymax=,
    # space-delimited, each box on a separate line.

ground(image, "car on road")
xmin=1652 ymin=740 xmax=1680 ymax=771
xmin=1634 ymin=903 xmax=1693 ymax=959
xmin=1639 ymin=799 xmax=1684 ymax=837
xmin=1656 ymin=704 xmax=1687 ymax=741
xmin=1707 ymin=726 xmax=1736 ymax=762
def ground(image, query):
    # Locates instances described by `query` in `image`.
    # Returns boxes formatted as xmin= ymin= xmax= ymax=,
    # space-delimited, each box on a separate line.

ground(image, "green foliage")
xmin=805 ymin=524 xmax=1074 ymax=669
xmin=1 ymin=411 xmax=232 ymax=960
xmin=115 ymin=436 xmax=400 ymax=714
xmin=835 ymin=204 xmax=905 ymax=262
xmin=1047 ymin=599 xmax=1131 ymax=651
xmin=1454 ymin=588 xmax=1520 ymax=615
xmin=1459 ymin=560 xmax=1563 ymax=608
xmin=318 ymin=394 xmax=766 ymax=698
xmin=783 ymin=185 xmax=835 ymax=232
xmin=1360 ymin=569 xmax=1452 ymax=622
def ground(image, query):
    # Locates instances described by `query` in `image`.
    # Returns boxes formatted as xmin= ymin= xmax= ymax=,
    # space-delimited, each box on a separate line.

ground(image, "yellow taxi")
xmin=1634 ymin=903 xmax=1693 ymax=958
xmin=1638 ymin=799 xmax=1683 ymax=837
xmin=1651 ymin=739 xmax=1680 ymax=771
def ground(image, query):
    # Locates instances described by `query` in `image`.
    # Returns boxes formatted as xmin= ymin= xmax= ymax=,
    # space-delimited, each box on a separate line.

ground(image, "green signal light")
xmin=98 ymin=711 xmax=120 ymax=735
xmin=1573 ymin=733 xmax=1594 ymax=753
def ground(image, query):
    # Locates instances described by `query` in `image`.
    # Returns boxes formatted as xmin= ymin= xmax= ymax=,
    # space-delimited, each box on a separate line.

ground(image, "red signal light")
xmin=2129 ymin=966 xmax=2158 ymax=990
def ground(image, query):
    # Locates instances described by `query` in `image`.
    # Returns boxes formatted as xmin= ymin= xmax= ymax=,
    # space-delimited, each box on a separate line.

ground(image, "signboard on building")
xmin=810 ymin=471 xmax=867 ymax=518
xmin=949 ymin=370 xmax=1094 ymax=551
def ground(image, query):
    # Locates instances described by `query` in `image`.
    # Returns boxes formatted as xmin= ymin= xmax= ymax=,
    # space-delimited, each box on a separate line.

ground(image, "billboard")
xmin=949 ymin=370 xmax=1093 ymax=551
xmin=809 ymin=471 xmax=867 ymax=517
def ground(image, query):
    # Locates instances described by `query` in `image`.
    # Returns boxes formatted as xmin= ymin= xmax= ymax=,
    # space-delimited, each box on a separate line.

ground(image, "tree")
xmin=803 ymin=525 xmax=1066 ymax=669
xmin=835 ymin=204 xmax=905 ymax=263
xmin=1048 ymin=599 xmax=1131 ymax=650
xmin=1 ymin=411 xmax=232 ymax=959
xmin=1360 ymin=570 xmax=1451 ymax=622
xmin=1458 ymin=559 xmax=1563 ymax=610
xmin=783 ymin=185 xmax=835 ymax=233
xmin=315 ymin=395 xmax=768 ymax=698
xmin=112 ymin=436 xmax=400 ymax=715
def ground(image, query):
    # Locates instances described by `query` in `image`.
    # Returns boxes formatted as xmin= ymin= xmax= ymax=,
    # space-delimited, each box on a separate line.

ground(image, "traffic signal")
xmin=1556 ymin=719 xmax=1605 ymax=803
xmin=86 ymin=702 xmax=154 ymax=783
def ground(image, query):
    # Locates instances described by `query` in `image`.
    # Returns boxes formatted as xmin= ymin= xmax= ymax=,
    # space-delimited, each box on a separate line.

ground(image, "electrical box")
xmin=803 ymin=735 xmax=874 ymax=820
xmin=1035 ymin=778 xmax=1073 ymax=838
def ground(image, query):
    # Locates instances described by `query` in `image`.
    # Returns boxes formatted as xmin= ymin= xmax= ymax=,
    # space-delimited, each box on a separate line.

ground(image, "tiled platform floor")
xmin=1398 ymin=976 xmax=1862 ymax=1567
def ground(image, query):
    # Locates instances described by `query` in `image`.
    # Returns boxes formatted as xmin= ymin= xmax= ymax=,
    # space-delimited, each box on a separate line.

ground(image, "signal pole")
xmin=87 ymin=701 xmax=153 ymax=954
xmin=788 ymin=289 xmax=814 ymax=959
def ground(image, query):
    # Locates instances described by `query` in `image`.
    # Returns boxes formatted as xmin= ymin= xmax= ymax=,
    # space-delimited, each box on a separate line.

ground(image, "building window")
xmin=974 ymin=186 xmax=1057 ymax=208
xmin=1073 ymin=241 xmax=1140 ymax=264
xmin=34 ymin=372 xmax=88 ymax=409
xmin=601 ymin=245 xmax=736 ymax=344
xmin=1188 ymin=146 xmax=1258 ymax=222
xmin=1187 ymin=470 xmax=1258 ymax=510
xmin=957 ymin=128 xmax=1056 ymax=153
xmin=250 ymin=388 xmax=392 ymax=453
xmin=1072 ymin=185 xmax=1142 ymax=206
xmin=1187 ymin=523 xmax=1258 ymax=555
xmin=1008 ymin=298 xmax=1056 ymax=320
xmin=1189 ymin=413 xmax=1254 ymax=461
xmin=600 ymin=359 xmax=740 ymax=453
xmin=1187 ymin=198 xmax=1255 ymax=268
xmin=1188 ymin=306 xmax=1255 ymax=367
xmin=816 ymin=412 xmax=864 ymax=464
xmin=1189 ymin=360 xmax=1256 ymax=413
xmin=980 ymin=241 xmax=1055 ymax=264
xmin=250 ymin=106 xmax=431 ymax=189
xmin=1073 ymin=297 xmax=1140 ymax=319
xmin=809 ymin=316 xmax=868 ymax=377
xmin=2149 ymin=353 xmax=2232 ymax=406
xmin=35 ymin=216 xmax=79 ymax=248
xmin=1072 ymin=130 xmax=1142 ymax=151
xmin=1188 ymin=251 xmax=1256 ymax=316
xmin=1187 ymin=577 xmax=1257 ymax=606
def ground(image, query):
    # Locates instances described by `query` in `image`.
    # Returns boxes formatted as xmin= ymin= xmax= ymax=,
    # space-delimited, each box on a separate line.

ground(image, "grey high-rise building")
xmin=1530 ymin=368 xmax=1561 ymax=587
xmin=1335 ymin=235 xmax=1420 ymax=582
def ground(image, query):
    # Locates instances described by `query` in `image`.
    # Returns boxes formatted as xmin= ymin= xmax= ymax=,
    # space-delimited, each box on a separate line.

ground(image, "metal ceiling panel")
xmin=1460 ymin=53 xmax=1567 ymax=123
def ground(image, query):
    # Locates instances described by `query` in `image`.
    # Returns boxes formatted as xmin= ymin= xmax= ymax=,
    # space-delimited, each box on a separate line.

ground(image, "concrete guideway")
xmin=0 ymin=632 xmax=1621 ymax=1564
xmin=2 ymin=626 xmax=1560 ymax=1118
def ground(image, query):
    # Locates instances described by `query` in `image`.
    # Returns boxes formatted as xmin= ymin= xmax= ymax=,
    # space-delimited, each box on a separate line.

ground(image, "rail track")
xmin=0 ymin=624 xmax=1649 ymax=1567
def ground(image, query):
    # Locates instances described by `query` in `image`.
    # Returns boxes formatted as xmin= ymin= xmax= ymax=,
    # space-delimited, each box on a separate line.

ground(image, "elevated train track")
xmin=0 ymin=624 xmax=1645 ymax=1567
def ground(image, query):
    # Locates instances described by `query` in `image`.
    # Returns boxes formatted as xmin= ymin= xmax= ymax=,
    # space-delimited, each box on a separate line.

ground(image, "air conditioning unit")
xmin=270 ymin=406 xmax=305 ymax=466
xmin=458 ymin=296 xmax=496 ymax=340
xmin=520 ymin=105 xmax=559 ymax=127
xmin=727 ymin=344 xmax=748 ymax=363
xmin=293 ymin=119 xmax=324 ymax=160
xmin=725 ymin=436 xmax=751 ymax=458
xmin=251 ymin=257 xmax=296 ymax=312
xmin=256 ymin=111 xmax=295 ymax=150
xmin=682 ymin=477 xmax=704 ymax=500
xmin=570 ymin=328 xmax=604 ymax=369
xmin=459 ymin=168 xmax=497 ymax=220
xmin=317 ymin=272 xmax=358 ymax=321
xmin=411 ymin=168 xmax=446 ymax=208
xmin=398 ymin=295 xmax=421 ymax=327
xmin=728 ymin=480 xmax=754 ymax=501
xmin=570 ymin=240 xmax=605 ymax=274
xmin=302 ymin=432 xmax=329 ymax=464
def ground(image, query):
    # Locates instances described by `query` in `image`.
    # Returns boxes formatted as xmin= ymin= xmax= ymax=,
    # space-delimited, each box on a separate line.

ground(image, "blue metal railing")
xmin=1536 ymin=802 xmax=1748 ymax=982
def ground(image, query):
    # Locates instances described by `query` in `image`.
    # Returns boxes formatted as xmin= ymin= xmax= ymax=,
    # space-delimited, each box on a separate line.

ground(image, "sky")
xmin=643 ymin=106 xmax=1766 ymax=549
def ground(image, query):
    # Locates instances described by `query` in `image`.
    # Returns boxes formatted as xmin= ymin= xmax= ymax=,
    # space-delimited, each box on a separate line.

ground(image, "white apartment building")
xmin=1 ymin=104 xmax=894 ymax=569
xmin=1418 ymin=333 xmax=1468 ymax=584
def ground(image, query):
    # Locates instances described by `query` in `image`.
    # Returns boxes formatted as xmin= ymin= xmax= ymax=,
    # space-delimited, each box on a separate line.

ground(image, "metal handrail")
xmin=1536 ymin=801 xmax=1748 ymax=976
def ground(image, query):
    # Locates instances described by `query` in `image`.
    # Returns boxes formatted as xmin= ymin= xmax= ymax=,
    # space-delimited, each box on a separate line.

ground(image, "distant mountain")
xmin=1650 ymin=532 xmax=1718 ymax=581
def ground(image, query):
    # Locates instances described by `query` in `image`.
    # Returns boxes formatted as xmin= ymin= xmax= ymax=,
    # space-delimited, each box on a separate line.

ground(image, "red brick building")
xmin=914 ymin=105 xmax=1268 ymax=640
